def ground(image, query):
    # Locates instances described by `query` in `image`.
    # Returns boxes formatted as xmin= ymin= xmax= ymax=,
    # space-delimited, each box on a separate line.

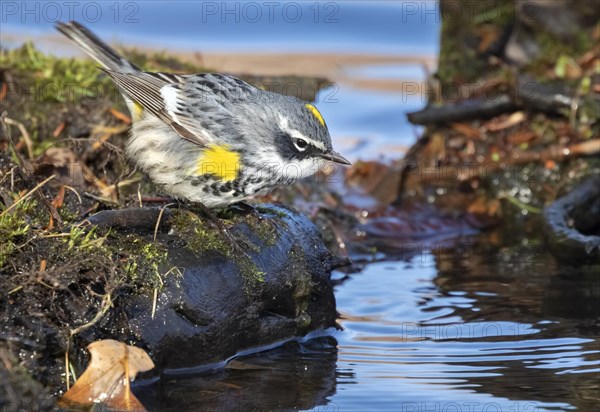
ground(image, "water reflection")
xmin=141 ymin=235 xmax=600 ymax=412
xmin=137 ymin=231 xmax=598 ymax=411
xmin=331 ymin=234 xmax=599 ymax=411
xmin=427 ymin=237 xmax=600 ymax=410
xmin=136 ymin=337 xmax=342 ymax=411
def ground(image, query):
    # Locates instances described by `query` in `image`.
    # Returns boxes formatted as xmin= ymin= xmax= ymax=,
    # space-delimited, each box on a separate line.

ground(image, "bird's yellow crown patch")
xmin=305 ymin=104 xmax=325 ymax=127
xmin=196 ymin=144 xmax=240 ymax=182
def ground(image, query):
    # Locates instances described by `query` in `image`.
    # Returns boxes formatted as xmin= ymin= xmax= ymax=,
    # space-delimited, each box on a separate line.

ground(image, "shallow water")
xmin=137 ymin=234 xmax=599 ymax=411
xmin=331 ymin=245 xmax=599 ymax=411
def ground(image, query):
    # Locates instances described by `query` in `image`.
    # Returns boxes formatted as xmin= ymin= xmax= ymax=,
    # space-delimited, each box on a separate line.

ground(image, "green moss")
xmin=1 ymin=42 xmax=115 ymax=102
xmin=0 ymin=199 xmax=35 ymax=268
xmin=169 ymin=210 xmax=266 ymax=285
xmin=216 ymin=206 xmax=282 ymax=247
xmin=117 ymin=235 xmax=172 ymax=291
xmin=251 ymin=219 xmax=278 ymax=247
xmin=57 ymin=206 xmax=82 ymax=223
xmin=64 ymin=225 xmax=106 ymax=252
xmin=241 ymin=212 xmax=280 ymax=247
xmin=437 ymin=0 xmax=516 ymax=88
xmin=171 ymin=210 xmax=229 ymax=253
xmin=255 ymin=205 xmax=288 ymax=218
xmin=296 ymin=312 xmax=311 ymax=329
xmin=0 ymin=42 xmax=210 ymax=104
xmin=55 ymin=223 xmax=174 ymax=294
xmin=286 ymin=245 xmax=312 ymax=317
xmin=525 ymin=29 xmax=592 ymax=78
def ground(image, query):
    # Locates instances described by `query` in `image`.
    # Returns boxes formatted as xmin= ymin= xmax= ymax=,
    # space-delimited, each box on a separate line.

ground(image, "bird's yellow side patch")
xmin=132 ymin=101 xmax=144 ymax=122
xmin=196 ymin=144 xmax=240 ymax=182
xmin=305 ymin=104 xmax=325 ymax=127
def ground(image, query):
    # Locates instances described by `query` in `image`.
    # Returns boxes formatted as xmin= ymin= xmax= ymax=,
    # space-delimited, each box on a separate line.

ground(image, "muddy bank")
xmin=1 ymin=177 xmax=337 ymax=409
xmin=394 ymin=0 xmax=600 ymax=261
xmin=0 ymin=44 xmax=339 ymax=409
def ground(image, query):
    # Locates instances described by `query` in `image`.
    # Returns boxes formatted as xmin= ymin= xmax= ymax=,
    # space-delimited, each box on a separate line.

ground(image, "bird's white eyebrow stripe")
xmin=289 ymin=130 xmax=326 ymax=151
xmin=278 ymin=114 xmax=326 ymax=151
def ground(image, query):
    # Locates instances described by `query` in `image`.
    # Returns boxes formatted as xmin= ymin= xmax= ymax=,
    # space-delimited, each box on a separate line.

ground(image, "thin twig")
xmin=1 ymin=112 xmax=33 ymax=174
xmin=69 ymin=292 xmax=113 ymax=337
xmin=0 ymin=175 xmax=56 ymax=217
xmin=153 ymin=203 xmax=176 ymax=242
xmin=83 ymin=192 xmax=119 ymax=206
xmin=63 ymin=185 xmax=83 ymax=204
xmin=1 ymin=112 xmax=63 ymax=226
xmin=151 ymin=288 xmax=158 ymax=320
xmin=4 ymin=117 xmax=34 ymax=160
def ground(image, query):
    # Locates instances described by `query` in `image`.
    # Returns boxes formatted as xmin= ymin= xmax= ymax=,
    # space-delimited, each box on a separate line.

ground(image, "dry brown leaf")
xmin=544 ymin=159 xmax=557 ymax=170
xmin=0 ymin=82 xmax=7 ymax=101
xmin=109 ymin=107 xmax=132 ymax=124
xmin=39 ymin=259 xmax=47 ymax=273
xmin=451 ymin=123 xmax=481 ymax=140
xmin=468 ymin=197 xmax=501 ymax=217
xmin=508 ymin=129 xmax=537 ymax=145
xmin=344 ymin=161 xmax=401 ymax=205
xmin=568 ymin=138 xmax=600 ymax=156
xmin=486 ymin=112 xmax=526 ymax=132
xmin=477 ymin=26 xmax=500 ymax=53
xmin=92 ymin=132 xmax=112 ymax=151
xmin=52 ymin=122 xmax=66 ymax=138
xmin=59 ymin=339 xmax=154 ymax=412
xmin=45 ymin=213 xmax=54 ymax=231
xmin=52 ymin=185 xmax=65 ymax=209
xmin=577 ymin=49 xmax=599 ymax=68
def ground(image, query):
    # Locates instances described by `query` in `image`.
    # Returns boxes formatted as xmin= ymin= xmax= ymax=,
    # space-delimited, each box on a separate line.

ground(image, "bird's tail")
xmin=55 ymin=21 xmax=139 ymax=73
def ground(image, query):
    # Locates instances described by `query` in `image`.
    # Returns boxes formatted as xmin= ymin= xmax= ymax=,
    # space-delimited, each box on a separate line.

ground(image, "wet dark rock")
xmin=86 ymin=204 xmax=337 ymax=371
xmin=543 ymin=176 xmax=600 ymax=264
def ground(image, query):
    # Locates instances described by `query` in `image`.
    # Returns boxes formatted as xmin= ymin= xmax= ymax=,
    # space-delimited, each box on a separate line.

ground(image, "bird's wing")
xmin=103 ymin=71 xmax=254 ymax=146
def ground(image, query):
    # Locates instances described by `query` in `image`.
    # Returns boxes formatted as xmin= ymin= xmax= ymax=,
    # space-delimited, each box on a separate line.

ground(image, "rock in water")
xmin=86 ymin=204 xmax=338 ymax=371
xmin=543 ymin=176 xmax=600 ymax=265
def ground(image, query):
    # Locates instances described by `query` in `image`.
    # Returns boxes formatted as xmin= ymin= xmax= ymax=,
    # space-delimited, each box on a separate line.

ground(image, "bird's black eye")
xmin=294 ymin=138 xmax=308 ymax=151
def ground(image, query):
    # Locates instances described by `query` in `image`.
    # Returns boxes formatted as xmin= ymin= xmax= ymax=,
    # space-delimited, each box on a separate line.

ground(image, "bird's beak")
xmin=320 ymin=151 xmax=351 ymax=165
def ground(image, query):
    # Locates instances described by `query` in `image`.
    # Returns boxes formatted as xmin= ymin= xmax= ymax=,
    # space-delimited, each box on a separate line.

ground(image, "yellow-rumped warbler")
xmin=56 ymin=21 xmax=349 ymax=208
